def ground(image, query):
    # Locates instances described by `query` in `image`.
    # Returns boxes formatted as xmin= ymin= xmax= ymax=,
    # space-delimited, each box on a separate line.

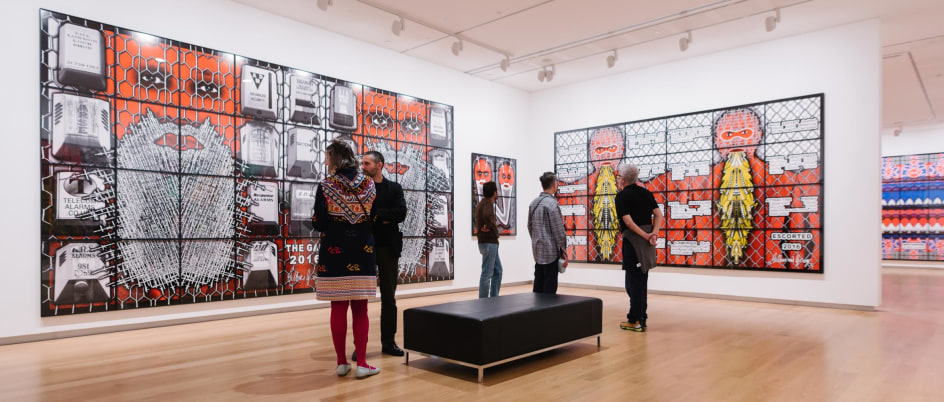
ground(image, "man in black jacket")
xmin=360 ymin=150 xmax=407 ymax=356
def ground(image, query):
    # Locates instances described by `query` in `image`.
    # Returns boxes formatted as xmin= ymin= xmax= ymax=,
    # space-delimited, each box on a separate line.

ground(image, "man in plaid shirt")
xmin=527 ymin=172 xmax=568 ymax=294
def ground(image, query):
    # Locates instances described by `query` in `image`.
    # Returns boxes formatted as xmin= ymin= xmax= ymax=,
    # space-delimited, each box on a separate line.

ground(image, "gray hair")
xmin=619 ymin=164 xmax=639 ymax=184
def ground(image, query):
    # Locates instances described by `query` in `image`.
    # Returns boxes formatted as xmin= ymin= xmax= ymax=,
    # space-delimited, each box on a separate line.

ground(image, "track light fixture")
xmin=606 ymin=50 xmax=618 ymax=69
xmin=893 ymin=127 xmax=903 ymax=137
xmin=537 ymin=65 xmax=556 ymax=82
xmin=500 ymin=55 xmax=511 ymax=72
xmin=765 ymin=9 xmax=781 ymax=32
xmin=679 ymin=31 xmax=692 ymax=52
xmin=316 ymin=0 xmax=333 ymax=12
xmin=451 ymin=38 xmax=463 ymax=56
xmin=391 ymin=17 xmax=405 ymax=36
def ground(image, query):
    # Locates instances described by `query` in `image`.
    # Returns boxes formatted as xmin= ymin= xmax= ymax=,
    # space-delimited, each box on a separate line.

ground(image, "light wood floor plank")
xmin=2 ymin=269 xmax=943 ymax=401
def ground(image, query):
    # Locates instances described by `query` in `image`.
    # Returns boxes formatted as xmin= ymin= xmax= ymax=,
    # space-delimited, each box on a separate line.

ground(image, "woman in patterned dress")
xmin=313 ymin=140 xmax=379 ymax=378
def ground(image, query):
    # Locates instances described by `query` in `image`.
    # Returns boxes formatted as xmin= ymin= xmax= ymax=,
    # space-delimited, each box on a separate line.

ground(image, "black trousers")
xmin=533 ymin=261 xmax=559 ymax=294
xmin=622 ymin=240 xmax=648 ymax=323
xmin=376 ymin=245 xmax=399 ymax=344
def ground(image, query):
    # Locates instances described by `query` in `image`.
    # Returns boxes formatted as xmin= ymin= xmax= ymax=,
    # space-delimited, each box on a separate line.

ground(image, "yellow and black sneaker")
xmin=620 ymin=321 xmax=645 ymax=332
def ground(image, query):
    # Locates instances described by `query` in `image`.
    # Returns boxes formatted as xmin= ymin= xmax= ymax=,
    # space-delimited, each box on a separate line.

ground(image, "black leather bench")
xmin=402 ymin=293 xmax=603 ymax=382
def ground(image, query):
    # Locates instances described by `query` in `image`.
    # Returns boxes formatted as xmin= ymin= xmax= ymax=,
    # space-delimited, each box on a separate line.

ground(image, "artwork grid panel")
xmin=40 ymin=10 xmax=118 ymax=96
xmin=282 ymin=237 xmax=319 ymax=293
xmin=426 ymin=236 xmax=454 ymax=280
xmin=41 ymin=164 xmax=116 ymax=238
xmin=113 ymin=239 xmax=181 ymax=308
xmin=178 ymin=239 xmax=238 ymax=303
xmin=764 ymin=229 xmax=821 ymax=271
xmin=625 ymin=119 xmax=667 ymax=157
xmin=41 ymin=88 xmax=116 ymax=169
xmin=396 ymin=94 xmax=429 ymax=145
xmin=112 ymin=27 xmax=181 ymax=106
xmin=41 ymin=239 xmax=114 ymax=316
xmin=556 ymin=130 xmax=588 ymax=164
xmin=565 ymin=229 xmax=588 ymax=262
xmin=555 ymin=94 xmax=823 ymax=271
xmin=360 ymin=87 xmax=398 ymax=141
xmin=39 ymin=9 xmax=455 ymax=314
xmin=282 ymin=68 xmax=326 ymax=127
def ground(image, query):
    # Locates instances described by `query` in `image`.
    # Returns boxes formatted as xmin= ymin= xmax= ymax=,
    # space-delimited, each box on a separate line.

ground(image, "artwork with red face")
xmin=555 ymin=94 xmax=824 ymax=272
xmin=39 ymin=10 xmax=455 ymax=315
xmin=882 ymin=152 xmax=944 ymax=261
xmin=471 ymin=153 xmax=517 ymax=235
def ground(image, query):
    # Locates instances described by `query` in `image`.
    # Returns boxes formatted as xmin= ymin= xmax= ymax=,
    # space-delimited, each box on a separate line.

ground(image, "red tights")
xmin=330 ymin=300 xmax=370 ymax=367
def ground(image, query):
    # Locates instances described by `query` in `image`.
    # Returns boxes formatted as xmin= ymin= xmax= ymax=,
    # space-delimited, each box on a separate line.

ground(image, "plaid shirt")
xmin=527 ymin=192 xmax=567 ymax=264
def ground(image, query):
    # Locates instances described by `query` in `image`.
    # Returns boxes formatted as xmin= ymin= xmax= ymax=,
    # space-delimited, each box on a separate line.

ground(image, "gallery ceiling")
xmin=231 ymin=0 xmax=944 ymax=129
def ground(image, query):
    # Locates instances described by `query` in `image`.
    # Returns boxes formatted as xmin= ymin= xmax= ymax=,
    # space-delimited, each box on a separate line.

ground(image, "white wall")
xmin=882 ymin=124 xmax=944 ymax=156
xmin=529 ymin=20 xmax=883 ymax=308
xmin=0 ymin=0 xmax=537 ymax=341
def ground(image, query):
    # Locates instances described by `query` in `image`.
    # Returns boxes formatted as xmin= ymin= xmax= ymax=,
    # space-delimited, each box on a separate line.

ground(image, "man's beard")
xmin=718 ymin=151 xmax=756 ymax=265
xmin=592 ymin=164 xmax=619 ymax=261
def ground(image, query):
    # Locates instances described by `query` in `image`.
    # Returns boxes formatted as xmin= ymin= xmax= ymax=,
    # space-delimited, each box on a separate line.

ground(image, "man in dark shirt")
xmin=360 ymin=151 xmax=407 ymax=356
xmin=614 ymin=164 xmax=663 ymax=332
xmin=475 ymin=181 xmax=502 ymax=298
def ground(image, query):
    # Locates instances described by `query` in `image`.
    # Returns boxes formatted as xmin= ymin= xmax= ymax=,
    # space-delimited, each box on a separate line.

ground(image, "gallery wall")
xmin=2 ymin=0 xmax=536 ymax=341
xmin=528 ymin=20 xmax=882 ymax=308
xmin=882 ymin=124 xmax=944 ymax=157
xmin=2 ymin=2 xmax=887 ymax=342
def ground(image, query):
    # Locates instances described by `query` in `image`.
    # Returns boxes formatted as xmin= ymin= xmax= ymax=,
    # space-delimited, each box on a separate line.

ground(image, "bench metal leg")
xmin=597 ymin=335 xmax=601 ymax=348
xmin=405 ymin=351 xmax=409 ymax=365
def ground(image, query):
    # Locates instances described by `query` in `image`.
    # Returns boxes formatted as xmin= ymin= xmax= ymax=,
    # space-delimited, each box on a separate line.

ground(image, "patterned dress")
xmin=313 ymin=168 xmax=378 ymax=300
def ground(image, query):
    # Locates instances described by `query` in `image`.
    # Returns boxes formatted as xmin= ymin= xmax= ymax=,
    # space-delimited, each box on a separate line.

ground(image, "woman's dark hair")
xmin=325 ymin=139 xmax=359 ymax=172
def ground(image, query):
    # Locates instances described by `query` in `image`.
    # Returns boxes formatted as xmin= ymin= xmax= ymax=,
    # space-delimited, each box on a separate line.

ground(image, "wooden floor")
xmin=2 ymin=269 xmax=944 ymax=402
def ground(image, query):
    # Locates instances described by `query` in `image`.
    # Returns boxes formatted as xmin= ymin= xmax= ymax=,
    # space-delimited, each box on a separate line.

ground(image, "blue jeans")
xmin=478 ymin=243 xmax=503 ymax=298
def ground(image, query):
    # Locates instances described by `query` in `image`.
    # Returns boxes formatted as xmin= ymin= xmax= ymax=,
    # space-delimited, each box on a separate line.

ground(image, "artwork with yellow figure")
xmin=718 ymin=150 xmax=756 ymax=264
xmin=588 ymin=127 xmax=625 ymax=261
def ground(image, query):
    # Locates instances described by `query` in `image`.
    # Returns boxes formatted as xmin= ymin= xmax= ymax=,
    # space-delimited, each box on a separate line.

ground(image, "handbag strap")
xmin=344 ymin=179 xmax=374 ymax=232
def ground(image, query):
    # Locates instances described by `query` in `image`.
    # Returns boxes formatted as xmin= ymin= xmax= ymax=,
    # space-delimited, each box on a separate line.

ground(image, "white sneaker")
xmin=355 ymin=365 xmax=380 ymax=379
xmin=336 ymin=364 xmax=351 ymax=376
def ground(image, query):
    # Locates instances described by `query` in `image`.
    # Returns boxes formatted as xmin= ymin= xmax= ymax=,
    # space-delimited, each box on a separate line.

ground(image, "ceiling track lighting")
xmin=391 ymin=17 xmax=405 ymax=36
xmin=500 ymin=55 xmax=511 ymax=72
xmin=606 ymin=50 xmax=618 ymax=69
xmin=537 ymin=64 xmax=556 ymax=82
xmin=765 ymin=8 xmax=781 ymax=32
xmin=451 ymin=38 xmax=463 ymax=56
xmin=316 ymin=0 xmax=333 ymax=12
xmin=679 ymin=31 xmax=692 ymax=52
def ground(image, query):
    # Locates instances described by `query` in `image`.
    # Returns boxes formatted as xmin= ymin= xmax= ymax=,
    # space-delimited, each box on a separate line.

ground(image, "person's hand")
xmin=562 ymin=257 xmax=569 ymax=268
xmin=648 ymin=233 xmax=658 ymax=246
xmin=481 ymin=226 xmax=490 ymax=232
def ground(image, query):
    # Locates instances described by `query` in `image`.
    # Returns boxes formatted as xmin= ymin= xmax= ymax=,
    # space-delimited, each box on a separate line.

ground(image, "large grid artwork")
xmin=39 ymin=10 xmax=454 ymax=316
xmin=882 ymin=153 xmax=944 ymax=261
xmin=554 ymin=94 xmax=824 ymax=272
xmin=471 ymin=153 xmax=517 ymax=236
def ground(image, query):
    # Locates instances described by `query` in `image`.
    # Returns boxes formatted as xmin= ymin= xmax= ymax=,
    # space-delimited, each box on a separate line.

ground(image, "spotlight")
xmin=765 ymin=9 xmax=781 ymax=32
xmin=451 ymin=39 xmax=463 ymax=56
xmin=500 ymin=56 xmax=510 ymax=72
xmin=317 ymin=0 xmax=333 ymax=12
xmin=391 ymin=17 xmax=405 ymax=36
xmin=537 ymin=65 xmax=556 ymax=82
xmin=606 ymin=50 xmax=618 ymax=69
xmin=679 ymin=31 xmax=692 ymax=52
xmin=894 ymin=127 xmax=903 ymax=137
